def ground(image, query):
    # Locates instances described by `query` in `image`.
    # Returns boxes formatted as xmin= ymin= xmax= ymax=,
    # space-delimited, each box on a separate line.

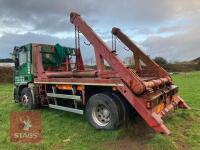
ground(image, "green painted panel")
xmin=14 ymin=44 xmax=32 ymax=85
xmin=14 ymin=43 xmax=75 ymax=85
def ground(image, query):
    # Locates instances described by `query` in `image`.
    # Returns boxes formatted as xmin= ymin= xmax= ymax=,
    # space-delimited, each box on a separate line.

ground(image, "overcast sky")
xmin=0 ymin=0 xmax=200 ymax=62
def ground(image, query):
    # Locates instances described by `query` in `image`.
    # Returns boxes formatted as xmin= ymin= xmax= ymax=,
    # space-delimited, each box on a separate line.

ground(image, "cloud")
xmin=141 ymin=26 xmax=200 ymax=61
xmin=0 ymin=0 xmax=199 ymax=61
xmin=0 ymin=33 xmax=70 ymax=58
xmin=157 ymin=25 xmax=186 ymax=34
xmin=1 ymin=0 xmax=199 ymax=34
xmin=0 ymin=0 xmax=96 ymax=34
xmin=0 ymin=32 xmax=96 ymax=61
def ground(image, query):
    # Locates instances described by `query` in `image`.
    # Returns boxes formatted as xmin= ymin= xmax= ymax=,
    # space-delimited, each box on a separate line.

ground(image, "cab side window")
xmin=19 ymin=49 xmax=26 ymax=66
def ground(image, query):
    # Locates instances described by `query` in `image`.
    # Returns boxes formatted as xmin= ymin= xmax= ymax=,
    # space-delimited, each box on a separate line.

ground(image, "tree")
xmin=153 ymin=57 xmax=168 ymax=67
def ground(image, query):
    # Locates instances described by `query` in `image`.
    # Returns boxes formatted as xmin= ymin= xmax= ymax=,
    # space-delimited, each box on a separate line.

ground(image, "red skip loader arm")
xmin=69 ymin=12 xmax=191 ymax=135
xmin=112 ymin=27 xmax=169 ymax=78
xmin=70 ymin=12 xmax=146 ymax=94
xmin=70 ymin=12 xmax=171 ymax=134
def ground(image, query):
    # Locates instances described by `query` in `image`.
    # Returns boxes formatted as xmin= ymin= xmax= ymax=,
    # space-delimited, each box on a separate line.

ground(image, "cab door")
xmin=14 ymin=44 xmax=32 ymax=85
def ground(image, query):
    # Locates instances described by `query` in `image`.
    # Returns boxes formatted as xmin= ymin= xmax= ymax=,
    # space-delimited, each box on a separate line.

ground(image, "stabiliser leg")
xmin=117 ymin=85 xmax=190 ymax=135
xmin=174 ymin=95 xmax=191 ymax=109
xmin=117 ymin=85 xmax=171 ymax=135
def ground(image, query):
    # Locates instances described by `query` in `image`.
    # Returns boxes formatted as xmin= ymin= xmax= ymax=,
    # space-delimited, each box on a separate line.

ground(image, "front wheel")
xmin=86 ymin=93 xmax=120 ymax=130
xmin=20 ymin=87 xmax=37 ymax=109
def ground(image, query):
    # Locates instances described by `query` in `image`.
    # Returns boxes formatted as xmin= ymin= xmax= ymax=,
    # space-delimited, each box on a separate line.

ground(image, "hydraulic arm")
xmin=70 ymin=12 xmax=190 ymax=134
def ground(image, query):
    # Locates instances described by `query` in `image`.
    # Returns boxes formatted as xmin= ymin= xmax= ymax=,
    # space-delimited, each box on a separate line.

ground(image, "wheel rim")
xmin=92 ymin=104 xmax=111 ymax=127
xmin=21 ymin=94 xmax=29 ymax=106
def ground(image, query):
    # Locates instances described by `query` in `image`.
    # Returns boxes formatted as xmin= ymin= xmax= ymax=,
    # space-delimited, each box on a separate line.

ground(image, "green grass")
xmin=0 ymin=72 xmax=200 ymax=150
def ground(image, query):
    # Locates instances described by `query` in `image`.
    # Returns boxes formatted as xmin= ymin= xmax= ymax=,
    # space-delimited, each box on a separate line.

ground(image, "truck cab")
xmin=13 ymin=44 xmax=33 ymax=101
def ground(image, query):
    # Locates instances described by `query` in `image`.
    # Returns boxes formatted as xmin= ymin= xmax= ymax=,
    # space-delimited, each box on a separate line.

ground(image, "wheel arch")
xmin=14 ymin=84 xmax=28 ymax=101
xmin=84 ymin=85 xmax=113 ymax=104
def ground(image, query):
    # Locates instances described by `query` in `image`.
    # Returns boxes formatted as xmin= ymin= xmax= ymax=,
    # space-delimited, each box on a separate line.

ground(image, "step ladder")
xmin=47 ymin=86 xmax=83 ymax=115
xmin=38 ymin=84 xmax=48 ymax=106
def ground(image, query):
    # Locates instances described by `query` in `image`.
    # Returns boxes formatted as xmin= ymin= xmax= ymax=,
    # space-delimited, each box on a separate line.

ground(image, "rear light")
xmin=146 ymin=86 xmax=178 ymax=109
xmin=146 ymin=101 xmax=151 ymax=109
xmin=146 ymin=98 xmax=158 ymax=109
xmin=146 ymin=93 xmax=167 ymax=109
xmin=156 ymin=103 xmax=165 ymax=113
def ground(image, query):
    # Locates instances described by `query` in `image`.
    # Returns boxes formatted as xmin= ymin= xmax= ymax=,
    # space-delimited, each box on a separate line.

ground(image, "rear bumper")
xmin=146 ymin=85 xmax=178 ymax=110
xmin=160 ymin=95 xmax=190 ymax=117
xmin=151 ymin=95 xmax=190 ymax=134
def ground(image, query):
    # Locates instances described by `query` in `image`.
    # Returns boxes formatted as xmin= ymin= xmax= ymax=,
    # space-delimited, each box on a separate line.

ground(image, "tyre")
xmin=86 ymin=93 xmax=120 ymax=130
xmin=13 ymin=87 xmax=19 ymax=103
xmin=110 ymin=93 xmax=130 ymax=125
xmin=20 ymin=87 xmax=37 ymax=109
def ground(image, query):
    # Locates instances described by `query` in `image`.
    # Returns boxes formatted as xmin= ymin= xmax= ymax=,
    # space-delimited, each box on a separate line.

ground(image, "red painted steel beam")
xmin=36 ymin=45 xmax=47 ymax=79
xmin=45 ymin=71 xmax=98 ymax=78
xmin=34 ymin=78 xmax=123 ymax=86
xmin=174 ymin=95 xmax=191 ymax=109
xmin=70 ymin=12 xmax=146 ymax=94
xmin=116 ymin=84 xmax=171 ymax=134
xmin=112 ymin=27 xmax=170 ymax=78
xmin=144 ymin=77 xmax=171 ymax=89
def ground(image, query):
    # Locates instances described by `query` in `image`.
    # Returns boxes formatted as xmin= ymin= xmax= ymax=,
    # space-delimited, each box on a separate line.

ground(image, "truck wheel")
xmin=86 ymin=93 xmax=120 ymax=129
xmin=14 ymin=87 xmax=20 ymax=103
xmin=111 ymin=93 xmax=130 ymax=125
xmin=20 ymin=87 xmax=36 ymax=109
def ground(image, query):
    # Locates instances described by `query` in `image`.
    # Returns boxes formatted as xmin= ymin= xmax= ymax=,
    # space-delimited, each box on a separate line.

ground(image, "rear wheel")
xmin=86 ymin=93 xmax=121 ymax=129
xmin=111 ymin=93 xmax=130 ymax=125
xmin=20 ymin=87 xmax=36 ymax=109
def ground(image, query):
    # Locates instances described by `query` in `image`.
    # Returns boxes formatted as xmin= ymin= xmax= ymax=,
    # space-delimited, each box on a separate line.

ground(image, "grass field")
xmin=0 ymin=72 xmax=200 ymax=150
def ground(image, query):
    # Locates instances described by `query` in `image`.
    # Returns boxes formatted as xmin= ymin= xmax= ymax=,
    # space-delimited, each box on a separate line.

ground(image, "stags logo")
xmin=10 ymin=111 xmax=41 ymax=143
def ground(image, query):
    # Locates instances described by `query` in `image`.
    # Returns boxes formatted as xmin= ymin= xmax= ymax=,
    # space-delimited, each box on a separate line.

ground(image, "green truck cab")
xmin=13 ymin=44 xmax=33 ymax=102
xmin=13 ymin=43 xmax=73 ymax=106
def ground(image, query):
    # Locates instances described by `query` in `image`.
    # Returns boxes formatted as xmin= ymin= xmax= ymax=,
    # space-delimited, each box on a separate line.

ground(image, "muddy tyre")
xmin=110 ymin=93 xmax=130 ymax=125
xmin=86 ymin=93 xmax=120 ymax=130
xmin=20 ymin=87 xmax=36 ymax=109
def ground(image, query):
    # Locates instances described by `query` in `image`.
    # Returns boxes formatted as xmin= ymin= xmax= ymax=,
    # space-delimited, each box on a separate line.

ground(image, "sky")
xmin=0 ymin=0 xmax=200 ymax=62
